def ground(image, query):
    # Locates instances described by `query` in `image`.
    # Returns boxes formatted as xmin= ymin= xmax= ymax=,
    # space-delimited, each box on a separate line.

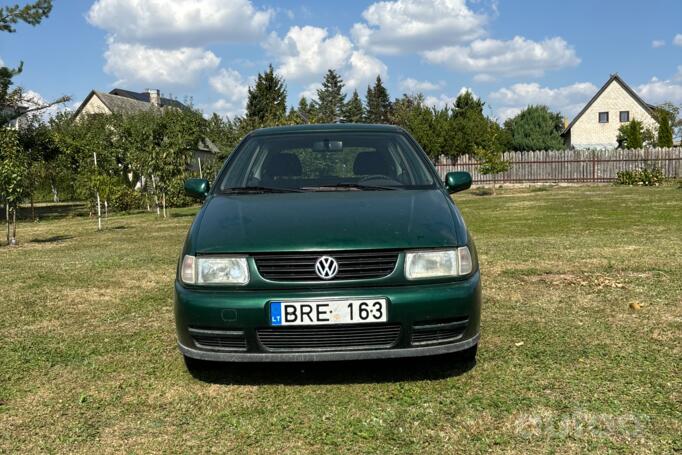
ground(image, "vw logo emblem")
xmin=315 ymin=256 xmax=338 ymax=280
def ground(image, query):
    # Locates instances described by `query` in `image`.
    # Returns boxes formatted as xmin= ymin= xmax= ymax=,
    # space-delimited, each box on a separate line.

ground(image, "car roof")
xmin=249 ymin=123 xmax=404 ymax=137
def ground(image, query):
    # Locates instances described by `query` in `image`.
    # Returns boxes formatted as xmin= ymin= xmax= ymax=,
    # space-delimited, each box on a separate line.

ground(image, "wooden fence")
xmin=434 ymin=148 xmax=682 ymax=184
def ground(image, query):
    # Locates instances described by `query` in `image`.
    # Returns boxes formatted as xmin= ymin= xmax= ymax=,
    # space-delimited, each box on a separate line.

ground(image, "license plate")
xmin=269 ymin=299 xmax=388 ymax=326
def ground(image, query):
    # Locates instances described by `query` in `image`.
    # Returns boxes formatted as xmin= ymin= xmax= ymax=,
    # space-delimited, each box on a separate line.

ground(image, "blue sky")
xmin=2 ymin=0 xmax=681 ymax=121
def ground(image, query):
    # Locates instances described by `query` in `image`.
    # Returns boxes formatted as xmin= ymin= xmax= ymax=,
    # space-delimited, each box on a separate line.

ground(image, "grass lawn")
xmin=1 ymin=185 xmax=680 ymax=454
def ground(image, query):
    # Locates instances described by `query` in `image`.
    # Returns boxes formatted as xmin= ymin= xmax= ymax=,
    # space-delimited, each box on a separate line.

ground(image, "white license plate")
xmin=269 ymin=299 xmax=388 ymax=326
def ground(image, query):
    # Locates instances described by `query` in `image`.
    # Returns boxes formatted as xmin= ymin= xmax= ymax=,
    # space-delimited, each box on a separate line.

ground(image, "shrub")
xmin=110 ymin=186 xmax=146 ymax=212
xmin=165 ymin=177 xmax=195 ymax=208
xmin=615 ymin=167 xmax=666 ymax=186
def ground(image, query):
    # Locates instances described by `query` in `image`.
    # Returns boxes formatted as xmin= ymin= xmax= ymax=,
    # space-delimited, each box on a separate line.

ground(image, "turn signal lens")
xmin=180 ymin=255 xmax=196 ymax=284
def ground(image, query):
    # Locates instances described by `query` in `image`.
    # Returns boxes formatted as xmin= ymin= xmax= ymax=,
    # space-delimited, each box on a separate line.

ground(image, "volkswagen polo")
xmin=175 ymin=123 xmax=480 ymax=371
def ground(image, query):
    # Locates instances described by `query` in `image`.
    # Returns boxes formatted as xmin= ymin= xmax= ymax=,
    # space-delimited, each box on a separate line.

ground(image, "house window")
xmin=598 ymin=112 xmax=609 ymax=123
xmin=619 ymin=111 xmax=630 ymax=122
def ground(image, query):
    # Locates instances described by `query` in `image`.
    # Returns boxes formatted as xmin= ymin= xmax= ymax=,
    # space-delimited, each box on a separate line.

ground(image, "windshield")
xmin=218 ymin=132 xmax=437 ymax=192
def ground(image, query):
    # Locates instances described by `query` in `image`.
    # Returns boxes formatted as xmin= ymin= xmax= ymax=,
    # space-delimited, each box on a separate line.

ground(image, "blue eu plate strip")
xmin=270 ymin=301 xmax=282 ymax=326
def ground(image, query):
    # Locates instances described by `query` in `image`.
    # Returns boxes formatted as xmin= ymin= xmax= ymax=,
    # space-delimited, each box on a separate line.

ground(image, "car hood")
xmin=193 ymin=189 xmax=459 ymax=253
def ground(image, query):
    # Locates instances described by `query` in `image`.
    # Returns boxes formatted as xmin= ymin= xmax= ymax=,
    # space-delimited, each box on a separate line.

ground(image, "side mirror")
xmin=445 ymin=171 xmax=472 ymax=194
xmin=184 ymin=178 xmax=210 ymax=200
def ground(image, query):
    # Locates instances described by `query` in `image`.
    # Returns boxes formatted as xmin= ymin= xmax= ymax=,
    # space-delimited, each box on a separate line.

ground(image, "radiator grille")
xmin=257 ymin=324 xmax=402 ymax=351
xmin=253 ymin=250 xmax=399 ymax=282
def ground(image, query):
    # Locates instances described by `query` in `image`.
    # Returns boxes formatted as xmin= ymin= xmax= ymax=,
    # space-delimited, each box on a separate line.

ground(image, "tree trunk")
xmin=11 ymin=205 xmax=16 ymax=245
xmin=152 ymin=175 xmax=160 ymax=216
xmin=162 ymin=192 xmax=167 ymax=219
xmin=5 ymin=204 xmax=9 ymax=246
xmin=104 ymin=200 xmax=108 ymax=219
xmin=96 ymin=191 xmax=102 ymax=231
xmin=94 ymin=151 xmax=102 ymax=230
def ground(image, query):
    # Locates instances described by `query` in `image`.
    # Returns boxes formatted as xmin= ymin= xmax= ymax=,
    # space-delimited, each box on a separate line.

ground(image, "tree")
xmin=0 ymin=0 xmax=51 ymax=32
xmin=503 ymin=105 xmax=565 ymax=151
xmin=656 ymin=102 xmax=681 ymax=144
xmin=391 ymin=94 xmax=444 ymax=158
xmin=475 ymin=145 xmax=509 ymax=195
xmin=366 ymin=75 xmax=391 ymax=123
xmin=0 ymin=1 xmax=67 ymax=125
xmin=0 ymin=129 xmax=28 ymax=245
xmin=316 ymin=69 xmax=346 ymax=123
xmin=655 ymin=107 xmax=674 ymax=147
xmin=447 ymin=91 xmax=492 ymax=158
xmin=343 ymin=90 xmax=365 ymax=123
xmin=287 ymin=96 xmax=317 ymax=125
xmin=617 ymin=119 xmax=644 ymax=149
xmin=17 ymin=113 xmax=61 ymax=218
xmin=245 ymin=64 xmax=287 ymax=125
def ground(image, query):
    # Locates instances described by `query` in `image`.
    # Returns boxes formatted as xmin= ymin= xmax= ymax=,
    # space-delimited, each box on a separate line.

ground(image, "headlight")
xmin=404 ymin=247 xmax=473 ymax=280
xmin=180 ymin=255 xmax=249 ymax=285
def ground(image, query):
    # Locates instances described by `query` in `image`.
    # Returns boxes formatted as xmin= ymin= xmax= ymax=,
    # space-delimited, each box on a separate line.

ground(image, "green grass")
xmin=1 ymin=186 xmax=680 ymax=454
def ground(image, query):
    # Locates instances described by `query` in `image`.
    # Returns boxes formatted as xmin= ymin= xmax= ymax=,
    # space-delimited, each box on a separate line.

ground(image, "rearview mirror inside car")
xmin=312 ymin=140 xmax=343 ymax=152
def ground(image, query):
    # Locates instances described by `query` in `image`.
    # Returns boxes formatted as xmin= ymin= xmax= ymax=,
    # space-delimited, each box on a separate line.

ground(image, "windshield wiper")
xmin=303 ymin=183 xmax=399 ymax=191
xmin=221 ymin=186 xmax=305 ymax=194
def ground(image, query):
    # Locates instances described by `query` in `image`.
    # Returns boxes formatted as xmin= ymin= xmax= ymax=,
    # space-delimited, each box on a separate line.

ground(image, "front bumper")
xmin=175 ymin=271 xmax=481 ymax=362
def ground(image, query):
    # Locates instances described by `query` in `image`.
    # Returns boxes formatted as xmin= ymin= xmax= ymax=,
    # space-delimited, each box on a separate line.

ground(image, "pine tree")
xmin=365 ymin=76 xmax=391 ymax=123
xmin=655 ymin=108 xmax=674 ymax=147
xmin=316 ymin=69 xmax=346 ymax=123
xmin=1 ymin=1 xmax=63 ymax=125
xmin=245 ymin=64 xmax=287 ymax=125
xmin=447 ymin=91 xmax=492 ymax=157
xmin=0 ymin=0 xmax=52 ymax=33
xmin=502 ymin=105 xmax=565 ymax=151
xmin=343 ymin=90 xmax=365 ymax=123
xmin=365 ymin=85 xmax=375 ymax=122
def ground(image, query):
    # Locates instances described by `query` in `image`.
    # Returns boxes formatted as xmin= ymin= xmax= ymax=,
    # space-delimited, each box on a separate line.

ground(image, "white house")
xmin=562 ymin=74 xmax=658 ymax=149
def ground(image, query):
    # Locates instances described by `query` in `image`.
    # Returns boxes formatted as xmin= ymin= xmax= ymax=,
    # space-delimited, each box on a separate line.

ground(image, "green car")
xmin=175 ymin=123 xmax=480 ymax=370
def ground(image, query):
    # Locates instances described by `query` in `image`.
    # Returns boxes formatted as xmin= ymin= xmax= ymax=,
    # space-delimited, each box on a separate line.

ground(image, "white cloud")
xmin=264 ymin=26 xmax=388 ymax=93
xmin=298 ymin=82 xmax=322 ymax=102
xmin=345 ymin=50 xmax=388 ymax=91
xmin=423 ymin=87 xmax=476 ymax=109
xmin=209 ymin=68 xmax=250 ymax=118
xmin=351 ymin=0 xmax=487 ymax=55
xmin=17 ymin=90 xmax=75 ymax=120
xmin=263 ymin=26 xmax=353 ymax=82
xmin=399 ymin=78 xmax=444 ymax=93
xmin=673 ymin=34 xmax=682 ymax=47
xmin=636 ymin=67 xmax=682 ymax=105
xmin=87 ymin=0 xmax=273 ymax=47
xmin=103 ymin=40 xmax=220 ymax=86
xmin=423 ymin=36 xmax=580 ymax=78
xmin=488 ymin=81 xmax=597 ymax=121
xmin=473 ymin=73 xmax=496 ymax=83
xmin=211 ymin=99 xmax=244 ymax=119
xmin=651 ymin=39 xmax=665 ymax=48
